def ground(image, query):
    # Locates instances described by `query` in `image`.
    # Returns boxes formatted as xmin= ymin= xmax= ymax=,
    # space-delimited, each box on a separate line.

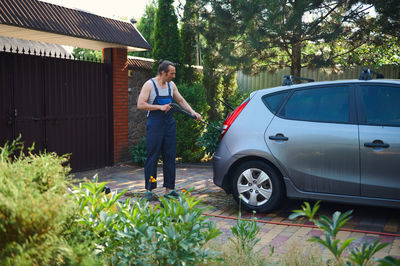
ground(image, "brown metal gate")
xmin=0 ymin=49 xmax=113 ymax=172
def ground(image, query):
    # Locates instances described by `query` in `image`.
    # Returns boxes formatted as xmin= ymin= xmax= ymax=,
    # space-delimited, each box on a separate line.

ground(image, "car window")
xmin=280 ymin=86 xmax=349 ymax=123
xmin=262 ymin=91 xmax=289 ymax=113
xmin=360 ymin=85 xmax=400 ymax=126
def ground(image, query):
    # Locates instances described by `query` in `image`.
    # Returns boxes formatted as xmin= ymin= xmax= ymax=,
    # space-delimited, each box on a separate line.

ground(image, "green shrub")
xmin=0 ymin=138 xmax=101 ymax=265
xmin=197 ymin=120 xmax=222 ymax=156
xmin=197 ymin=89 xmax=248 ymax=158
xmin=72 ymin=180 xmax=222 ymax=265
xmin=290 ymin=201 xmax=395 ymax=266
xmin=230 ymin=212 xmax=261 ymax=255
xmin=175 ymin=82 xmax=209 ymax=162
xmin=128 ymin=136 xmax=147 ymax=166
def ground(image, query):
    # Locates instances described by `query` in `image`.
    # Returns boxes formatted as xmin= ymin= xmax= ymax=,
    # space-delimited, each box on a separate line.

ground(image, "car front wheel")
xmin=232 ymin=161 xmax=284 ymax=212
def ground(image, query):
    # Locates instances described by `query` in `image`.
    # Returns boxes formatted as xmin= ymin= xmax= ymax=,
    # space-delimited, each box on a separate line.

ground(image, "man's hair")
xmin=158 ymin=60 xmax=174 ymax=74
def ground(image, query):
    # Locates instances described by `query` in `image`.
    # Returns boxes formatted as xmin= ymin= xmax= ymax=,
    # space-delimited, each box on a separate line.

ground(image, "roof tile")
xmin=0 ymin=0 xmax=151 ymax=50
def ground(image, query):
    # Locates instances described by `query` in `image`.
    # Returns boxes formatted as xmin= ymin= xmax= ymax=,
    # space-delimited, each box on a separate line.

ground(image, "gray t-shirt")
xmin=147 ymin=79 xmax=174 ymax=105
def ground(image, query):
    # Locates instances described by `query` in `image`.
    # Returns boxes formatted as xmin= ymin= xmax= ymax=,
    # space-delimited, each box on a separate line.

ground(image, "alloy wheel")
xmin=236 ymin=168 xmax=272 ymax=206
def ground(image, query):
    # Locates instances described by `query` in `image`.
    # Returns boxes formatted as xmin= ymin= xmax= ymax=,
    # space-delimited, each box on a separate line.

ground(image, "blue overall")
xmin=144 ymin=79 xmax=176 ymax=191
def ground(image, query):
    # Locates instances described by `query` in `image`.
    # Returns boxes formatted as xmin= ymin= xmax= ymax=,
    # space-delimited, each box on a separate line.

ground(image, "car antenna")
xmin=283 ymin=75 xmax=314 ymax=86
xmin=359 ymin=68 xmax=384 ymax=80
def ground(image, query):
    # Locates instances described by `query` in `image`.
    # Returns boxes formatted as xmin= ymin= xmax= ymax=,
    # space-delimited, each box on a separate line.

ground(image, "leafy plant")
xmin=290 ymin=201 xmax=354 ymax=264
xmin=290 ymin=201 xmax=392 ymax=266
xmin=175 ymin=82 xmax=209 ymax=162
xmin=348 ymin=240 xmax=389 ymax=266
xmin=229 ymin=210 xmax=261 ymax=258
xmin=128 ymin=136 xmax=147 ymax=166
xmin=72 ymin=180 xmax=221 ymax=265
xmin=377 ymin=256 xmax=400 ymax=266
xmin=0 ymin=137 xmax=100 ymax=265
xmin=197 ymin=120 xmax=222 ymax=156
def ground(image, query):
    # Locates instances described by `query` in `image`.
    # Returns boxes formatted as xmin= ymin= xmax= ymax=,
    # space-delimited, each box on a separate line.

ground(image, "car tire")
xmin=232 ymin=160 xmax=284 ymax=213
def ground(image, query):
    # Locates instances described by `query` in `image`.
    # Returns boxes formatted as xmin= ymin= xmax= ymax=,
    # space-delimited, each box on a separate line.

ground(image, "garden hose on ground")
xmin=202 ymin=212 xmax=400 ymax=237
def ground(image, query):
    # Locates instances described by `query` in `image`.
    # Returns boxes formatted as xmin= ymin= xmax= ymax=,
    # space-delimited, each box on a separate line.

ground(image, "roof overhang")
xmin=0 ymin=24 xmax=147 ymax=52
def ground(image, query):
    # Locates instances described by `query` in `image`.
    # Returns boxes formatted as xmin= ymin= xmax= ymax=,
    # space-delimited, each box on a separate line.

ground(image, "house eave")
xmin=0 ymin=24 xmax=147 ymax=52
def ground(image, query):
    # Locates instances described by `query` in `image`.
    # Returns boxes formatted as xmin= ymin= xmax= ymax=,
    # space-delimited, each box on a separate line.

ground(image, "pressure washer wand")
xmin=170 ymin=103 xmax=221 ymax=131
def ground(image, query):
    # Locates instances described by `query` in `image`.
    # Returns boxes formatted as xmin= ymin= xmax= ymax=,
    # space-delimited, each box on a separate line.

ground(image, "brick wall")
xmin=104 ymin=48 xmax=129 ymax=163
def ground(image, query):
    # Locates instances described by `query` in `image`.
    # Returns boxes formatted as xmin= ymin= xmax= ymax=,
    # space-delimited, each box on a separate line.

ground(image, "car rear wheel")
xmin=232 ymin=161 xmax=284 ymax=212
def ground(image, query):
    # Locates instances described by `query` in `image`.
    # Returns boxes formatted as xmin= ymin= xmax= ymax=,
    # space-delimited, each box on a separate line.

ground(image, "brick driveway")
xmin=73 ymin=164 xmax=400 ymax=260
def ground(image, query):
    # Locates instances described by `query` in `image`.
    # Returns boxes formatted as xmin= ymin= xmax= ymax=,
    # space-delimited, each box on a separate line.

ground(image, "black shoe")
xmin=165 ymin=190 xmax=180 ymax=199
xmin=144 ymin=191 xmax=157 ymax=201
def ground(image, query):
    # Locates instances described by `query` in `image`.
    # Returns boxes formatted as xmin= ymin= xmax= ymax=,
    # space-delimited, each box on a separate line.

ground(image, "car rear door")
xmin=357 ymin=83 xmax=400 ymax=200
xmin=265 ymin=84 xmax=360 ymax=195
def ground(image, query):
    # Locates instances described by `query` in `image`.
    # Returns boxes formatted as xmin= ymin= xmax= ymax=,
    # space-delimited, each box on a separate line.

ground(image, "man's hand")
xmin=192 ymin=112 xmax=202 ymax=121
xmin=160 ymin=103 xmax=172 ymax=113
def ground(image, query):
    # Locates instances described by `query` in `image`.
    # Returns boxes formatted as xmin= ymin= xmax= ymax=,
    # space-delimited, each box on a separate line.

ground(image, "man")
xmin=137 ymin=60 xmax=201 ymax=200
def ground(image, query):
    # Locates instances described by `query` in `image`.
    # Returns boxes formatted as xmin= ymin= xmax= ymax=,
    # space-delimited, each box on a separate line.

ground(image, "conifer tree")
xmin=153 ymin=0 xmax=183 ymax=82
xmin=363 ymin=0 xmax=400 ymax=37
xmin=133 ymin=0 xmax=157 ymax=58
xmin=180 ymin=0 xmax=198 ymax=84
xmin=204 ymin=0 xmax=372 ymax=77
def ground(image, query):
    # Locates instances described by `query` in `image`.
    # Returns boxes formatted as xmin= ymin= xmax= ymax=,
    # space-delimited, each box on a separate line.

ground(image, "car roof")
xmin=254 ymin=79 xmax=400 ymax=96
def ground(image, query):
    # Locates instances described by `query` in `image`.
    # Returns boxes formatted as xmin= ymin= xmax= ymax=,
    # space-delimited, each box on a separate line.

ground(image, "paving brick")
xmin=308 ymin=229 xmax=323 ymax=237
xmin=263 ymin=225 xmax=288 ymax=242
xmin=336 ymin=230 xmax=352 ymax=240
xmin=271 ymin=216 xmax=285 ymax=223
xmin=279 ymin=231 xmax=296 ymax=237
xmin=292 ymin=226 xmax=312 ymax=237
xmin=389 ymin=245 xmax=400 ymax=256
xmin=282 ymin=225 xmax=300 ymax=233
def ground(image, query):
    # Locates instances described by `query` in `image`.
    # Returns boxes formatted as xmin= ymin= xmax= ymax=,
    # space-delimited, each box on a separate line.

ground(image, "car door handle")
xmin=364 ymin=140 xmax=389 ymax=149
xmin=269 ymin=134 xmax=289 ymax=141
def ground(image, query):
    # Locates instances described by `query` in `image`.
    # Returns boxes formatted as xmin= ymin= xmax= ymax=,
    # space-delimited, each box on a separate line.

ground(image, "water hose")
xmin=202 ymin=212 xmax=400 ymax=237
xmin=170 ymin=103 xmax=221 ymax=131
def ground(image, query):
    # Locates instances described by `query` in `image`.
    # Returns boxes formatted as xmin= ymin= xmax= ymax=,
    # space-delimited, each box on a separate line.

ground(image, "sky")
xmin=41 ymin=0 xmax=154 ymax=21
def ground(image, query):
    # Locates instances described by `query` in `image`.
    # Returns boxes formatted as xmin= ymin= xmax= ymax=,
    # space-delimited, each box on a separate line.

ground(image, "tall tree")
xmin=180 ymin=0 xmax=199 ymax=84
xmin=206 ymin=0 xmax=372 ymax=77
xmin=153 ymin=0 xmax=183 ymax=82
xmin=132 ymin=0 xmax=157 ymax=58
xmin=364 ymin=0 xmax=400 ymax=38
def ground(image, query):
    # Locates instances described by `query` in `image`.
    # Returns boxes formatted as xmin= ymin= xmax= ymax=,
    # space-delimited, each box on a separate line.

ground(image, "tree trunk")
xmin=291 ymin=42 xmax=302 ymax=79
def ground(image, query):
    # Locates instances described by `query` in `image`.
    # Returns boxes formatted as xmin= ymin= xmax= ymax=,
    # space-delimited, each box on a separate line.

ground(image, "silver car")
xmin=213 ymin=75 xmax=400 ymax=212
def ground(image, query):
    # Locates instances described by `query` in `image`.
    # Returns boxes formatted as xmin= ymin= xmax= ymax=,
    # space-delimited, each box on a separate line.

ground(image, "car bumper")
xmin=212 ymin=141 xmax=233 ymax=188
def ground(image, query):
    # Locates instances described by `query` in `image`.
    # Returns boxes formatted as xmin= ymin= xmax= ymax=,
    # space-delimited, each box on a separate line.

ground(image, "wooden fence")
xmin=237 ymin=65 xmax=400 ymax=92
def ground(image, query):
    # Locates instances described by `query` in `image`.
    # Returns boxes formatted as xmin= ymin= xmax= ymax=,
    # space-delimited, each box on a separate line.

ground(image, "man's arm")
xmin=137 ymin=81 xmax=171 ymax=112
xmin=172 ymin=83 xmax=202 ymax=120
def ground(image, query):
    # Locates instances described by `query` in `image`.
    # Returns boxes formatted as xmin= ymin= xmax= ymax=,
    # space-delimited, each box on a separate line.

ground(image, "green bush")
xmin=197 ymin=120 xmax=223 ymax=156
xmin=290 ymin=201 xmax=399 ymax=266
xmin=197 ymin=88 xmax=248 ymax=158
xmin=228 ymin=211 xmax=262 ymax=266
xmin=72 ymin=180 xmax=221 ymax=265
xmin=128 ymin=136 xmax=147 ymax=166
xmin=0 ymin=138 xmax=101 ymax=265
xmin=175 ymin=82 xmax=209 ymax=162
xmin=0 ymin=138 xmax=221 ymax=265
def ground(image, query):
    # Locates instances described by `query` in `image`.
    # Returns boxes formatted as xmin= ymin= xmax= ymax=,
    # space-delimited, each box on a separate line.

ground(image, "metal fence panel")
xmin=237 ymin=65 xmax=400 ymax=92
xmin=0 ymin=50 xmax=112 ymax=171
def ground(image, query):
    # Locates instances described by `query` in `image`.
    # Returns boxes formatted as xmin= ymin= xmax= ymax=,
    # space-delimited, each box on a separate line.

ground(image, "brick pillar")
xmin=103 ymin=48 xmax=129 ymax=163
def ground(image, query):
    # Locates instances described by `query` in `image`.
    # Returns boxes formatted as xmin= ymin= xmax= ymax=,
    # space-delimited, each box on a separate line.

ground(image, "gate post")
xmin=103 ymin=48 xmax=129 ymax=164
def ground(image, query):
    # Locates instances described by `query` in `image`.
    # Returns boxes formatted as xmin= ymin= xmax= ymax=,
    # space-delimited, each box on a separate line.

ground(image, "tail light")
xmin=220 ymin=99 xmax=250 ymax=141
